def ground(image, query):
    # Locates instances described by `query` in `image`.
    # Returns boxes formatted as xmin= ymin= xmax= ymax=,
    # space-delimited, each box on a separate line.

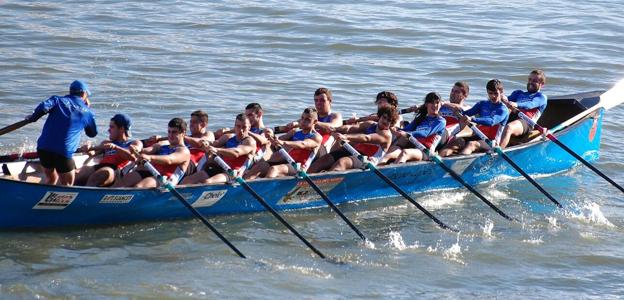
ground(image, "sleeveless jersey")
xmin=354 ymin=124 xmax=384 ymax=160
xmin=99 ymin=140 xmax=134 ymax=169
xmin=288 ymin=130 xmax=317 ymax=167
xmin=222 ymin=135 xmax=252 ymax=170
xmin=153 ymin=144 xmax=187 ymax=184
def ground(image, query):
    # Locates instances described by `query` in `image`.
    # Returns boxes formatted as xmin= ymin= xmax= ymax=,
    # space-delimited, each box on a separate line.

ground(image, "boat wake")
xmin=566 ymin=202 xmax=615 ymax=228
xmin=387 ymin=231 xmax=419 ymax=251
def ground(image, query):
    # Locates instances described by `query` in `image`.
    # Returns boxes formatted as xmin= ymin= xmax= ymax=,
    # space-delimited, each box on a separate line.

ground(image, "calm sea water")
xmin=1 ymin=0 xmax=624 ymax=298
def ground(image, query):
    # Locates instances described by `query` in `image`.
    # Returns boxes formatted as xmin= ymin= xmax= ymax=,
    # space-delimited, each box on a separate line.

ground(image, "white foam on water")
xmin=567 ymin=202 xmax=615 ymax=228
xmin=522 ymin=237 xmax=544 ymax=245
xmin=364 ymin=239 xmax=376 ymax=249
xmin=420 ymin=191 xmax=467 ymax=209
xmin=258 ymin=259 xmax=333 ymax=279
xmin=442 ymin=243 xmax=464 ymax=264
xmin=387 ymin=231 xmax=419 ymax=251
xmin=546 ymin=216 xmax=558 ymax=228
xmin=481 ymin=220 xmax=494 ymax=238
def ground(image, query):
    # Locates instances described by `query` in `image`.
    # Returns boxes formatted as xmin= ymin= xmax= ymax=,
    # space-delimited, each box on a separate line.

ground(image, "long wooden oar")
xmin=401 ymin=133 xmax=516 ymax=221
xmin=464 ymin=122 xmax=563 ymax=208
xmin=515 ymin=107 xmax=624 ymax=195
xmin=0 ymin=119 xmax=32 ymax=137
xmin=213 ymin=155 xmax=326 ymax=259
xmin=340 ymin=141 xmax=459 ymax=232
xmin=275 ymin=146 xmax=368 ymax=241
xmin=136 ymin=154 xmax=246 ymax=258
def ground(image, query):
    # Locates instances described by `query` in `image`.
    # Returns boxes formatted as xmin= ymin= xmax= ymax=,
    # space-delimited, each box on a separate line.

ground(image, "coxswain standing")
xmin=27 ymin=80 xmax=97 ymax=186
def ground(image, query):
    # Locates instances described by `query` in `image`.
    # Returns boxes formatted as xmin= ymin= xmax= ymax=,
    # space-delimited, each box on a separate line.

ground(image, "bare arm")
xmin=144 ymin=146 xmax=190 ymax=165
xmin=216 ymin=138 xmax=257 ymax=158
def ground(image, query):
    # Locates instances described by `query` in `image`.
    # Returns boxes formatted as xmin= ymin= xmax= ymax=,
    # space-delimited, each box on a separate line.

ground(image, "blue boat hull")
xmin=0 ymin=109 xmax=604 ymax=229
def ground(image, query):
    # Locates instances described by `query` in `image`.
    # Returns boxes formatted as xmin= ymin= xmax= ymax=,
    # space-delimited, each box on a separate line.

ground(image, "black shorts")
xmin=201 ymin=161 xmax=226 ymax=178
xmin=330 ymin=149 xmax=352 ymax=161
xmin=37 ymin=149 xmax=76 ymax=173
xmin=508 ymin=113 xmax=530 ymax=136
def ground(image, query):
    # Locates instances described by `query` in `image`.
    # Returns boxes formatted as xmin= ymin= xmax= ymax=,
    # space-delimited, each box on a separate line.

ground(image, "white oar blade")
xmin=600 ymin=78 xmax=624 ymax=110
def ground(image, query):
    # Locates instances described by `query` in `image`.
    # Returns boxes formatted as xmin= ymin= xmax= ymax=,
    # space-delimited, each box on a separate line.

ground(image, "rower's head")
xmin=299 ymin=107 xmax=318 ymax=131
xmin=376 ymin=106 xmax=399 ymax=130
xmin=245 ymin=103 xmax=263 ymax=127
xmin=527 ymin=69 xmax=546 ymax=93
xmin=375 ymin=91 xmax=398 ymax=109
xmin=314 ymin=87 xmax=333 ymax=114
xmin=109 ymin=114 xmax=132 ymax=141
xmin=167 ymin=118 xmax=187 ymax=145
xmin=234 ymin=113 xmax=251 ymax=139
xmin=190 ymin=110 xmax=209 ymax=136
xmin=450 ymin=81 xmax=469 ymax=104
xmin=424 ymin=92 xmax=442 ymax=116
xmin=69 ymin=80 xmax=91 ymax=106
xmin=486 ymin=79 xmax=504 ymax=103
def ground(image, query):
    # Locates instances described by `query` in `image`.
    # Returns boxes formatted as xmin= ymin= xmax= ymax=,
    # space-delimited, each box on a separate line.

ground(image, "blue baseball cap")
xmin=111 ymin=114 xmax=132 ymax=135
xmin=69 ymin=80 xmax=91 ymax=96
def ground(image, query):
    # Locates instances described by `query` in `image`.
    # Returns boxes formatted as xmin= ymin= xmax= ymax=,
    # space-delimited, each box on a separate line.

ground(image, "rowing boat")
xmin=0 ymin=90 xmax=611 ymax=229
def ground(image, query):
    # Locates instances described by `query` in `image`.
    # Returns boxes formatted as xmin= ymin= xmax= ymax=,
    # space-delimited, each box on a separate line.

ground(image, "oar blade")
xmin=600 ymin=78 xmax=624 ymax=110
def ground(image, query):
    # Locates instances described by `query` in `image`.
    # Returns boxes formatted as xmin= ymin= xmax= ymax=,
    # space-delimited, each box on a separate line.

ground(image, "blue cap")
xmin=69 ymin=80 xmax=91 ymax=96
xmin=111 ymin=114 xmax=132 ymax=134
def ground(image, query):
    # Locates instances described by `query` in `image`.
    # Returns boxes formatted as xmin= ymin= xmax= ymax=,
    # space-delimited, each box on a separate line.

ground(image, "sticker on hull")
xmin=278 ymin=177 xmax=343 ymax=205
xmin=99 ymin=194 xmax=134 ymax=204
xmin=192 ymin=190 xmax=228 ymax=208
xmin=33 ymin=191 xmax=78 ymax=210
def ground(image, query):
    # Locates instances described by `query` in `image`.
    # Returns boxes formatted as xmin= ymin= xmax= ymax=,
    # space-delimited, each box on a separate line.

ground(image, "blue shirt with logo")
xmin=508 ymin=90 xmax=547 ymax=113
xmin=463 ymin=100 xmax=509 ymax=126
xmin=31 ymin=95 xmax=97 ymax=158
xmin=402 ymin=115 xmax=446 ymax=138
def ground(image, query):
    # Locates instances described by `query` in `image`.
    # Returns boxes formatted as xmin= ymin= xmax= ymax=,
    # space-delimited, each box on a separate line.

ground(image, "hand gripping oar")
xmin=463 ymin=121 xmax=563 ymax=208
xmin=275 ymin=145 xmax=368 ymax=241
xmin=516 ymin=109 xmax=624 ymax=196
xmin=402 ymin=133 xmax=516 ymax=221
xmin=0 ymin=119 xmax=32 ymax=137
xmin=134 ymin=152 xmax=246 ymax=258
xmin=340 ymin=141 xmax=459 ymax=232
xmin=213 ymin=155 xmax=326 ymax=259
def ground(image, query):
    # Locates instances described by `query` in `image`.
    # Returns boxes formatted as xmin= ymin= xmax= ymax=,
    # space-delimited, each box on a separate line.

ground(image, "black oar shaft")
xmin=493 ymin=147 xmax=563 ymax=208
xmin=234 ymin=178 xmax=326 ymax=259
xmin=276 ymin=147 xmax=367 ymax=241
xmin=140 ymin=160 xmax=246 ymax=258
xmin=432 ymin=156 xmax=516 ymax=221
xmin=548 ymin=134 xmax=624 ymax=194
xmin=168 ymin=187 xmax=246 ymax=258
xmin=340 ymin=142 xmax=458 ymax=232
xmin=370 ymin=166 xmax=458 ymax=232
xmin=405 ymin=135 xmax=514 ymax=221
xmin=214 ymin=156 xmax=326 ymax=259
xmin=0 ymin=119 xmax=31 ymax=137
xmin=301 ymin=174 xmax=367 ymax=241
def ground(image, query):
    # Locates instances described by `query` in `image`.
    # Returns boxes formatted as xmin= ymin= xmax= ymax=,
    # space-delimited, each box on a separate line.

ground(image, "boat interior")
xmin=0 ymin=90 xmax=604 ymax=186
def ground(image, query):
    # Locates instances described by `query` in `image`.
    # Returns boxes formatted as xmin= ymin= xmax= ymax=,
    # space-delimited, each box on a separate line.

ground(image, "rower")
xmin=499 ymin=69 xmax=547 ymax=148
xmin=440 ymin=81 xmax=471 ymax=142
xmin=186 ymin=110 xmax=216 ymax=171
xmin=75 ymin=114 xmax=142 ymax=187
xmin=307 ymin=106 xmax=398 ymax=172
xmin=282 ymin=87 xmax=342 ymax=157
xmin=117 ymin=118 xmax=190 ymax=188
xmin=245 ymin=103 xmax=271 ymax=160
xmin=345 ymin=91 xmax=403 ymax=127
xmin=181 ymin=113 xmax=256 ymax=184
xmin=439 ymin=79 xmax=510 ymax=156
xmin=26 ymin=80 xmax=97 ymax=186
xmin=244 ymin=107 xmax=322 ymax=179
xmin=380 ymin=92 xmax=446 ymax=164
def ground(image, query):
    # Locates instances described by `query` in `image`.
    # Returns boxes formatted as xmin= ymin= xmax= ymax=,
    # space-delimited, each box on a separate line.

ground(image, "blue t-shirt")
xmin=508 ymin=90 xmax=547 ymax=120
xmin=463 ymin=100 xmax=509 ymax=127
xmin=31 ymin=95 xmax=97 ymax=158
xmin=402 ymin=115 xmax=446 ymax=138
xmin=508 ymin=90 xmax=547 ymax=112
